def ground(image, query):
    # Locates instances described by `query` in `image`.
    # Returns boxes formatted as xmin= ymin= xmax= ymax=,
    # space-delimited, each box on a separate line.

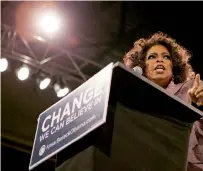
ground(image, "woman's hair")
xmin=123 ymin=32 xmax=195 ymax=84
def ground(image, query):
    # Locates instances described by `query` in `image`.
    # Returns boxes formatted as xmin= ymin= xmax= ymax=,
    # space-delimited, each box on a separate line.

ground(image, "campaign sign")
xmin=29 ymin=63 xmax=113 ymax=170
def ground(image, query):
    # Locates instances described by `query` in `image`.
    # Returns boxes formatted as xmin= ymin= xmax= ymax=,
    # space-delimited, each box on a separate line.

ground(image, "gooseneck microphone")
xmin=133 ymin=66 xmax=143 ymax=75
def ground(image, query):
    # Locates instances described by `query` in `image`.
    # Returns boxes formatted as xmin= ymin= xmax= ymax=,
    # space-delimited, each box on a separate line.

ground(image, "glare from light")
xmin=54 ymin=83 xmax=69 ymax=98
xmin=39 ymin=13 xmax=60 ymax=33
xmin=57 ymin=87 xmax=69 ymax=97
xmin=0 ymin=58 xmax=8 ymax=72
xmin=33 ymin=35 xmax=45 ymax=42
xmin=39 ymin=77 xmax=51 ymax=90
xmin=17 ymin=66 xmax=30 ymax=81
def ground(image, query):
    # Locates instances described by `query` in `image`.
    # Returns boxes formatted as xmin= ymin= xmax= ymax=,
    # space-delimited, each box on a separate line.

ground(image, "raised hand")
xmin=188 ymin=74 xmax=203 ymax=106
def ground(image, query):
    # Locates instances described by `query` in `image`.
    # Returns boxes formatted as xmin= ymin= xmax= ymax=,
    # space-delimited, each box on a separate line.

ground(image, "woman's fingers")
xmin=197 ymin=97 xmax=203 ymax=106
xmin=194 ymin=85 xmax=203 ymax=96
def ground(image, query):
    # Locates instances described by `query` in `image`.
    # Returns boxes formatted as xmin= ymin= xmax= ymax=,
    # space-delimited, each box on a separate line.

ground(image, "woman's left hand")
xmin=188 ymin=74 xmax=203 ymax=106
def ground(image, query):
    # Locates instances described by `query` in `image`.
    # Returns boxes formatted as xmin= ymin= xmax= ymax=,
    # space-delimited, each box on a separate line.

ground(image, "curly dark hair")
xmin=123 ymin=32 xmax=195 ymax=84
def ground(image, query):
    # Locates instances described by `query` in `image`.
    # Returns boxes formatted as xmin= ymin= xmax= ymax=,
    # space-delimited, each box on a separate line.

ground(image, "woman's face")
xmin=144 ymin=44 xmax=173 ymax=88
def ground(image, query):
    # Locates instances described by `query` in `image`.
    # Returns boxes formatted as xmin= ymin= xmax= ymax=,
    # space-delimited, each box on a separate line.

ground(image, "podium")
xmin=54 ymin=62 xmax=202 ymax=171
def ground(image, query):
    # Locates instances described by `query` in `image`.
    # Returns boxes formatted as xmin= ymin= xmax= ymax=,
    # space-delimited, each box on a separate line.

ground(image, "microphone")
xmin=133 ymin=66 xmax=143 ymax=75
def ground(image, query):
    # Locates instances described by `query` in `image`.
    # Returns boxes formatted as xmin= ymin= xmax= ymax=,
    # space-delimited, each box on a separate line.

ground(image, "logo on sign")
xmin=39 ymin=145 xmax=46 ymax=156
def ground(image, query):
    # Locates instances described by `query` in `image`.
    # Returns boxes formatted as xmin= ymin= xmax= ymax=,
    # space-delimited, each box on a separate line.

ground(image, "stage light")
xmin=0 ymin=58 xmax=8 ymax=72
xmin=54 ymin=83 xmax=69 ymax=98
xmin=39 ymin=77 xmax=51 ymax=90
xmin=17 ymin=65 xmax=30 ymax=81
xmin=39 ymin=12 xmax=60 ymax=33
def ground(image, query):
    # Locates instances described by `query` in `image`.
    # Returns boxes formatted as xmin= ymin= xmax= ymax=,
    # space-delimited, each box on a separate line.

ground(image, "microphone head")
xmin=133 ymin=66 xmax=143 ymax=75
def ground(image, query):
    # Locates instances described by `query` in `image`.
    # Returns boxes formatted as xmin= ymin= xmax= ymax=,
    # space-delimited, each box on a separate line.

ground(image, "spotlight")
xmin=54 ymin=83 xmax=69 ymax=98
xmin=39 ymin=77 xmax=51 ymax=90
xmin=39 ymin=12 xmax=60 ymax=33
xmin=35 ymin=72 xmax=52 ymax=90
xmin=17 ymin=65 xmax=30 ymax=81
xmin=0 ymin=58 xmax=8 ymax=72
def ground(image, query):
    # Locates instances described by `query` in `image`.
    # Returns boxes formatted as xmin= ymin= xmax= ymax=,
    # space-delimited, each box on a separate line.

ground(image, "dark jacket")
xmin=166 ymin=80 xmax=203 ymax=170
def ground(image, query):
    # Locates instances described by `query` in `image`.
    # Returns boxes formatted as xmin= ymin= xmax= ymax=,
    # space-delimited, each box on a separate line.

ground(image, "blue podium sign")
xmin=29 ymin=63 xmax=113 ymax=170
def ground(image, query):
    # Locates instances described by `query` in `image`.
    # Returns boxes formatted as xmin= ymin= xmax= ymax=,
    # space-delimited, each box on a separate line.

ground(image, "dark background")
xmin=1 ymin=1 xmax=203 ymax=171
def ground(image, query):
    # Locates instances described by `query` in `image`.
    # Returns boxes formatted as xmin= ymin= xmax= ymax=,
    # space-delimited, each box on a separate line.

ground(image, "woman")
xmin=123 ymin=32 xmax=203 ymax=171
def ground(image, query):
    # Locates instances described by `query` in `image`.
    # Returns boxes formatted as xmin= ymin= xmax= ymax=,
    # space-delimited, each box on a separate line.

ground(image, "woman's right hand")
xmin=188 ymin=74 xmax=203 ymax=106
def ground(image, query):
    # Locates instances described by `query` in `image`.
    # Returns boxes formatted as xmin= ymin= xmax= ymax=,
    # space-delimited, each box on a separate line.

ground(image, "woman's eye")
xmin=148 ymin=55 xmax=155 ymax=59
xmin=164 ymin=55 xmax=171 ymax=60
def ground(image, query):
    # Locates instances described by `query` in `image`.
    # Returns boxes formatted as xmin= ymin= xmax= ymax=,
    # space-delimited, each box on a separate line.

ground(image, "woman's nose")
xmin=156 ymin=56 xmax=163 ymax=62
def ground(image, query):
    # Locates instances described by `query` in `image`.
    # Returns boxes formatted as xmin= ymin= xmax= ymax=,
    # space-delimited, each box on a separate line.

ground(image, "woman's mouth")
xmin=155 ymin=65 xmax=165 ymax=73
xmin=155 ymin=65 xmax=165 ymax=71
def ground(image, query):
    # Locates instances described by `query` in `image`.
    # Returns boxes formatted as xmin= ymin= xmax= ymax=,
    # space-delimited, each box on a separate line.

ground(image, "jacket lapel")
xmin=166 ymin=81 xmax=184 ymax=95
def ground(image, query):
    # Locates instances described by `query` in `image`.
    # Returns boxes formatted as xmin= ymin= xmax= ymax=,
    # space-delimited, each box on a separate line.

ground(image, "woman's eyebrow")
xmin=148 ymin=52 xmax=157 ymax=55
xmin=162 ymin=52 xmax=170 ymax=55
